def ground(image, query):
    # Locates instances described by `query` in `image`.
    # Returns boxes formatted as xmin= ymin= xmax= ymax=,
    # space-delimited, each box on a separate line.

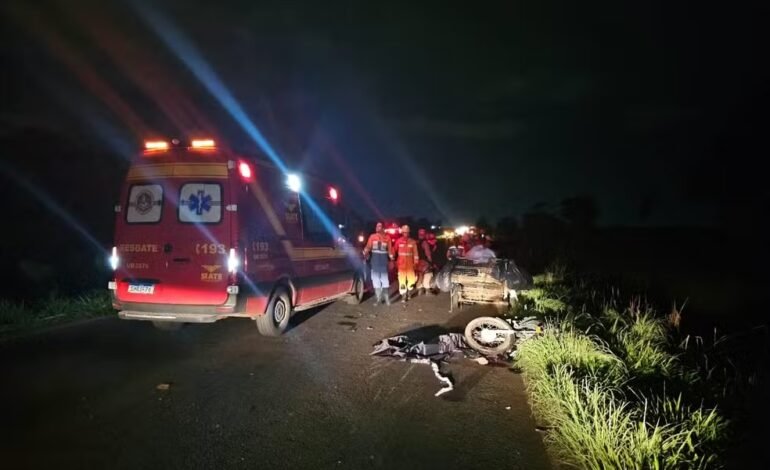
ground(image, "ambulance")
xmin=108 ymin=138 xmax=365 ymax=335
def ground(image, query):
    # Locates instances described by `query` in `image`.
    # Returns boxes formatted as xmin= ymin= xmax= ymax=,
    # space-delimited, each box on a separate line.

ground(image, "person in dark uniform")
xmin=363 ymin=222 xmax=393 ymax=305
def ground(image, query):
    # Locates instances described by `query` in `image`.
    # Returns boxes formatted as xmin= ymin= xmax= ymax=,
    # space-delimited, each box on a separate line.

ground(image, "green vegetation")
xmin=0 ymin=290 xmax=112 ymax=338
xmin=512 ymin=265 xmax=759 ymax=469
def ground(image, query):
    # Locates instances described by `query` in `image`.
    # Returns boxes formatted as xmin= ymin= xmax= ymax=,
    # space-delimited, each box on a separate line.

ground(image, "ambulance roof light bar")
xmin=190 ymin=139 xmax=216 ymax=149
xmin=144 ymin=140 xmax=169 ymax=151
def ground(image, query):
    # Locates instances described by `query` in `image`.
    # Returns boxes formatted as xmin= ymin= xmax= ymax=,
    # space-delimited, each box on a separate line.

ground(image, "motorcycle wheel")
xmin=464 ymin=316 xmax=515 ymax=356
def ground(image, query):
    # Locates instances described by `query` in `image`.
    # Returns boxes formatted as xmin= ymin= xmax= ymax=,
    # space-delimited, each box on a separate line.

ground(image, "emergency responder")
xmin=395 ymin=225 xmax=420 ymax=303
xmin=416 ymin=228 xmax=435 ymax=295
xmin=363 ymin=222 xmax=393 ymax=306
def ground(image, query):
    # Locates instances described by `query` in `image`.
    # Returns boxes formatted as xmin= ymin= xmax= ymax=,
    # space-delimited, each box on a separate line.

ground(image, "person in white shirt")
xmin=465 ymin=239 xmax=496 ymax=264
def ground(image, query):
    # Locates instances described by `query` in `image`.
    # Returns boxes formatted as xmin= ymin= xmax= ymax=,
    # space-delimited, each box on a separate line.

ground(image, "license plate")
xmin=128 ymin=284 xmax=155 ymax=294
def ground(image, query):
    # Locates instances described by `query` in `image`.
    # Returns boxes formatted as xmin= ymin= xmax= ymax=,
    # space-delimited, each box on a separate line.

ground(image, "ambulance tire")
xmin=343 ymin=275 xmax=364 ymax=305
xmin=256 ymin=288 xmax=292 ymax=336
xmin=152 ymin=321 xmax=183 ymax=331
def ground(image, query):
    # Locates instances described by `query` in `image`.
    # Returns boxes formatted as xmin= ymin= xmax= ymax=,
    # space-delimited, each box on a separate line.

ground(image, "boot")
xmin=384 ymin=290 xmax=391 ymax=305
xmin=419 ymin=287 xmax=426 ymax=296
xmin=373 ymin=288 xmax=381 ymax=306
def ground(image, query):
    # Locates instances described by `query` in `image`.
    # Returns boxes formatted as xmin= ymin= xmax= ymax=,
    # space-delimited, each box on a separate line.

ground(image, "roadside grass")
xmin=0 ymin=290 xmax=112 ymax=337
xmin=512 ymin=264 xmax=758 ymax=469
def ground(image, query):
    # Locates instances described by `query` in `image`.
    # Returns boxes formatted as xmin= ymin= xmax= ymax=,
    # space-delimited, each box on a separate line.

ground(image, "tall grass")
xmin=529 ymin=364 xmax=724 ymax=469
xmin=515 ymin=267 xmax=732 ymax=468
xmin=0 ymin=290 xmax=112 ymax=335
xmin=516 ymin=328 xmax=626 ymax=387
xmin=601 ymin=303 xmax=680 ymax=379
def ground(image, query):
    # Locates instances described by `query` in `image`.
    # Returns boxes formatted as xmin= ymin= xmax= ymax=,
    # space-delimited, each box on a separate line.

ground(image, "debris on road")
xmin=474 ymin=357 xmax=489 ymax=365
xmin=156 ymin=383 xmax=171 ymax=391
xmin=371 ymin=333 xmax=471 ymax=359
xmin=431 ymin=362 xmax=453 ymax=397
xmin=370 ymin=333 xmax=474 ymax=397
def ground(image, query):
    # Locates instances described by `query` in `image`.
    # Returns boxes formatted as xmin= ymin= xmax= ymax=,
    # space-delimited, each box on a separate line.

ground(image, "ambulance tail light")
xmin=144 ymin=140 xmax=169 ymax=152
xmin=238 ymin=160 xmax=253 ymax=181
xmin=227 ymin=248 xmax=240 ymax=274
xmin=109 ymin=246 xmax=119 ymax=271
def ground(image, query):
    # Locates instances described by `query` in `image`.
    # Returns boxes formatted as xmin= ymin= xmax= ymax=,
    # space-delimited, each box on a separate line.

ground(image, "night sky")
xmin=2 ymin=0 xmax=769 ymax=226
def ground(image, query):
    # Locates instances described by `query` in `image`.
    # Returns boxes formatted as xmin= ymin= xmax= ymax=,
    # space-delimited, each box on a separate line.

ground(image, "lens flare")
xmin=286 ymin=174 xmax=302 ymax=192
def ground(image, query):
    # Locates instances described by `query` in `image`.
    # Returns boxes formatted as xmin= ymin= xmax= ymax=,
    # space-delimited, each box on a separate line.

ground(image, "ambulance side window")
xmin=126 ymin=184 xmax=163 ymax=224
xmin=302 ymin=197 xmax=333 ymax=245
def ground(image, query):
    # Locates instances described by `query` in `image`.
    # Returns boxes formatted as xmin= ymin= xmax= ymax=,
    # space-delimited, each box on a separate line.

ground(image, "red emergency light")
xmin=238 ymin=160 xmax=253 ymax=181
xmin=328 ymin=186 xmax=338 ymax=201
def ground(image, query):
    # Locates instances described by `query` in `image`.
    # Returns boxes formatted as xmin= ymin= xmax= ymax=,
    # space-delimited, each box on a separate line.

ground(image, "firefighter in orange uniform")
xmin=395 ymin=225 xmax=420 ymax=303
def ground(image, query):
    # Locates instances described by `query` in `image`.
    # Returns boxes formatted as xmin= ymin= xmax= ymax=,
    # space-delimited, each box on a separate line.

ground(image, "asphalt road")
xmin=0 ymin=293 xmax=551 ymax=469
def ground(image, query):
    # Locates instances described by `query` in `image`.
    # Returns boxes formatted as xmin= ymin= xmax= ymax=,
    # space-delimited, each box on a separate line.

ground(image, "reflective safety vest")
xmin=365 ymin=233 xmax=392 ymax=271
xmin=395 ymin=237 xmax=419 ymax=271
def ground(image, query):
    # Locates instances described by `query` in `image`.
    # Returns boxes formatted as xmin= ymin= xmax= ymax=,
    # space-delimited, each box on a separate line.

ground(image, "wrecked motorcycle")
xmin=463 ymin=316 xmax=542 ymax=356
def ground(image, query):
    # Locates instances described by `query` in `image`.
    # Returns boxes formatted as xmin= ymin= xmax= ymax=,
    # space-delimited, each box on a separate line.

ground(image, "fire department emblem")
xmin=135 ymin=190 xmax=154 ymax=215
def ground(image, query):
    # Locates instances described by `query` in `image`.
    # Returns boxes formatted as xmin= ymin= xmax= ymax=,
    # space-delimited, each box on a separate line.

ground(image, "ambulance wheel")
xmin=256 ymin=288 xmax=291 ymax=336
xmin=152 ymin=321 xmax=183 ymax=331
xmin=343 ymin=275 xmax=364 ymax=305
